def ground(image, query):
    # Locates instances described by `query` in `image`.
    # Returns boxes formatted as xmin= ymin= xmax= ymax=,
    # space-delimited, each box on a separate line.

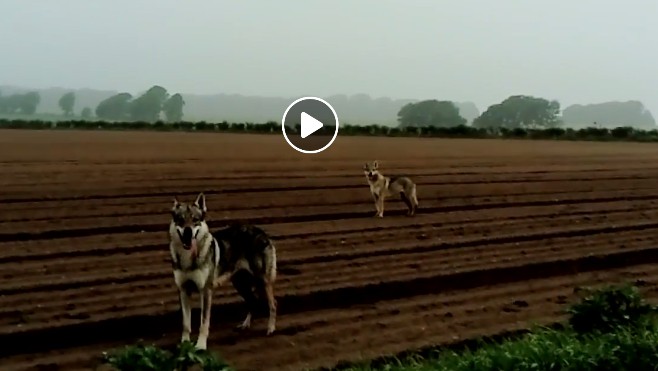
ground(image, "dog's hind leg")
xmin=400 ymin=192 xmax=413 ymax=216
xmin=231 ymin=271 xmax=258 ymax=330
xmin=410 ymin=184 xmax=419 ymax=215
xmin=179 ymin=288 xmax=192 ymax=343
xmin=264 ymin=245 xmax=277 ymax=335
xmin=196 ymin=287 xmax=213 ymax=350
xmin=264 ymin=279 xmax=277 ymax=335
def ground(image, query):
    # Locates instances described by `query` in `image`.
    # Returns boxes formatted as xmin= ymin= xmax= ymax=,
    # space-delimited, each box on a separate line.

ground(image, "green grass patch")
xmin=332 ymin=282 xmax=658 ymax=371
xmin=342 ymin=326 xmax=658 ymax=371
xmin=99 ymin=340 xmax=234 ymax=371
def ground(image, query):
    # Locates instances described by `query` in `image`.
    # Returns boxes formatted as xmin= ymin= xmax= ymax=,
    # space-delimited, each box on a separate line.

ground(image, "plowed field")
xmin=2 ymin=129 xmax=658 ymax=371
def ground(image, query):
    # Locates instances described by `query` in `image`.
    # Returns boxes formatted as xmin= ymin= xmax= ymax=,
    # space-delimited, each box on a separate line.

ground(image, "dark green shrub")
xmin=216 ymin=121 xmax=229 ymax=130
xmin=435 ymin=124 xmax=474 ymax=137
xmin=101 ymin=343 xmax=171 ymax=371
xmin=576 ymin=127 xmax=610 ymax=140
xmin=567 ymin=283 xmax=656 ymax=335
xmin=535 ymin=127 xmax=565 ymax=139
xmin=610 ymin=126 xmax=634 ymax=139
xmin=194 ymin=121 xmax=209 ymax=131
xmin=387 ymin=127 xmax=401 ymax=136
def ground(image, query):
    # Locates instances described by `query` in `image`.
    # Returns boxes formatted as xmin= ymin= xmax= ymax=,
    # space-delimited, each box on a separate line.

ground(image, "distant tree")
xmin=129 ymin=85 xmax=169 ymax=122
xmin=58 ymin=92 xmax=76 ymax=116
xmin=18 ymin=91 xmax=40 ymax=115
xmin=473 ymin=95 xmax=561 ymax=129
xmin=397 ymin=99 xmax=467 ymax=128
xmin=0 ymin=94 xmax=18 ymax=114
xmin=163 ymin=93 xmax=185 ymax=122
xmin=562 ymin=101 xmax=656 ymax=130
xmin=81 ymin=107 xmax=92 ymax=119
xmin=0 ymin=92 xmax=40 ymax=114
xmin=95 ymin=93 xmax=133 ymax=121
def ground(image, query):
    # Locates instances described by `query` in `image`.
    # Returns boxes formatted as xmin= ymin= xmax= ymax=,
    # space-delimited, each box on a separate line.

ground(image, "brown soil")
xmin=1 ymin=129 xmax=658 ymax=370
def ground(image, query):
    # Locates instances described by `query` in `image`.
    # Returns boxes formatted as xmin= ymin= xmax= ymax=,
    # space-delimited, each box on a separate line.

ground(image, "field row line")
xmin=1 ymin=190 xmax=657 ymax=243
xmin=3 ymin=172 xmax=658 ymax=203
xmin=1 ymin=238 xmax=657 ymax=359
xmin=2 ymin=226 xmax=650 ymax=329
xmin=2 ymin=179 xmax=654 ymax=222
xmin=0 ymin=198 xmax=655 ymax=265
xmin=3 ymin=204 xmax=654 ymax=278
xmin=2 ymin=168 xmax=655 ymax=190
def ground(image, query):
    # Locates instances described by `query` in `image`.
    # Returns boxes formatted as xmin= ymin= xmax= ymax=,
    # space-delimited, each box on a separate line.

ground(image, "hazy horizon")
xmin=1 ymin=0 xmax=657 ymax=117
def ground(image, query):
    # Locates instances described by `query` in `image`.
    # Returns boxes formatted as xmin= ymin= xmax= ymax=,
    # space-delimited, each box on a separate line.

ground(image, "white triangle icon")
xmin=300 ymin=112 xmax=323 ymax=138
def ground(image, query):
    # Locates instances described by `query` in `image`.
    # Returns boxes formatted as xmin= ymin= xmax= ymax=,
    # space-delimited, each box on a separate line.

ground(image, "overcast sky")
xmin=1 ymin=0 xmax=656 ymax=114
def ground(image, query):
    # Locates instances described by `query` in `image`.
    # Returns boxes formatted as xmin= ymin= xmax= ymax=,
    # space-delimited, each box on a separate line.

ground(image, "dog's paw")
xmin=214 ymin=273 xmax=232 ymax=287
xmin=266 ymin=326 xmax=276 ymax=336
xmin=195 ymin=338 xmax=207 ymax=350
xmin=236 ymin=322 xmax=250 ymax=331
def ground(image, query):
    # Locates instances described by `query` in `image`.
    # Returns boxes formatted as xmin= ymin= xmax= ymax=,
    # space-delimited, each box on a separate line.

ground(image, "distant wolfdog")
xmin=169 ymin=192 xmax=277 ymax=350
xmin=363 ymin=160 xmax=419 ymax=217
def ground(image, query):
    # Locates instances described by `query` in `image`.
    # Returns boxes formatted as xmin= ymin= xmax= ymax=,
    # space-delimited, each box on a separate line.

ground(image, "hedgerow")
xmin=2 ymin=118 xmax=658 ymax=143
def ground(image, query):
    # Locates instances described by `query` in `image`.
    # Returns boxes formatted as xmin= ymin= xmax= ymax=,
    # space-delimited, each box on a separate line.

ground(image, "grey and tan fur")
xmin=169 ymin=192 xmax=277 ymax=350
xmin=363 ymin=160 xmax=419 ymax=218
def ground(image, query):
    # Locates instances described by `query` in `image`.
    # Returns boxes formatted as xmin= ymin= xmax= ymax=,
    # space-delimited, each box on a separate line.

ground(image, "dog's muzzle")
xmin=178 ymin=226 xmax=198 ymax=250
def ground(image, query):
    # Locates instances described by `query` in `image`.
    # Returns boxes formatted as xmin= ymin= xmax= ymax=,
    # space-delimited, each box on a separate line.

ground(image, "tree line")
xmin=1 ymin=88 xmax=655 ymax=131
xmin=0 ymin=85 xmax=186 ymax=123
xmin=95 ymin=85 xmax=185 ymax=122
xmin=396 ymin=95 xmax=633 ymax=130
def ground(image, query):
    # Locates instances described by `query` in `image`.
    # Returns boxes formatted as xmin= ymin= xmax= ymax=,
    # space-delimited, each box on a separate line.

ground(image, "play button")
xmin=300 ymin=112 xmax=323 ymax=138
xmin=281 ymin=96 xmax=340 ymax=154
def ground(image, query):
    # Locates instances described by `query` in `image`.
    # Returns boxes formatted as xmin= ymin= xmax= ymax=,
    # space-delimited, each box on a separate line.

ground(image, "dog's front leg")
xmin=196 ymin=287 xmax=213 ymax=350
xmin=179 ymin=289 xmax=192 ymax=343
xmin=377 ymin=194 xmax=385 ymax=217
xmin=372 ymin=193 xmax=381 ymax=217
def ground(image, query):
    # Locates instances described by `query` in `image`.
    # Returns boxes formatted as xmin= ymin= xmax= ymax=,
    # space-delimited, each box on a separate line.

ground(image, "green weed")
xmin=100 ymin=340 xmax=233 ymax=371
xmin=567 ymin=283 xmax=657 ymax=334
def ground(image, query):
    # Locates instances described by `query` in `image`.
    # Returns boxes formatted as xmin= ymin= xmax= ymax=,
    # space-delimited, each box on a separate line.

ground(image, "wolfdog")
xmin=363 ymin=160 xmax=419 ymax=218
xmin=169 ymin=192 xmax=277 ymax=350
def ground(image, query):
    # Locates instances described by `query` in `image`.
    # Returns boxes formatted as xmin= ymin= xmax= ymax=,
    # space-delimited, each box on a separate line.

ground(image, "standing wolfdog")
xmin=363 ymin=160 xmax=419 ymax=218
xmin=169 ymin=192 xmax=277 ymax=350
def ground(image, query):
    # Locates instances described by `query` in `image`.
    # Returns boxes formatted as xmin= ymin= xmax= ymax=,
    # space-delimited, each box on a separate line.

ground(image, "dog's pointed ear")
xmin=194 ymin=192 xmax=207 ymax=213
xmin=372 ymin=160 xmax=378 ymax=169
xmin=172 ymin=196 xmax=180 ymax=210
xmin=363 ymin=162 xmax=368 ymax=170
